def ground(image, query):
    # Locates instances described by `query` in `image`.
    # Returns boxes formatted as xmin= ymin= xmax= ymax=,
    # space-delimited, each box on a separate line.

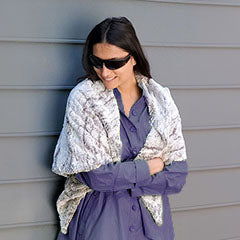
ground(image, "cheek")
xmin=118 ymin=64 xmax=134 ymax=76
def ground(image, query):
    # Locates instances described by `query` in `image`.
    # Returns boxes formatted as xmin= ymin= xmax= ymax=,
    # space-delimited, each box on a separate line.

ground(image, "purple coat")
xmin=57 ymin=87 xmax=188 ymax=240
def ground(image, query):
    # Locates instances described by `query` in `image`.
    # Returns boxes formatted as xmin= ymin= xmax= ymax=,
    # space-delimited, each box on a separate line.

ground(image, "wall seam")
xmin=2 ymin=37 xmax=240 ymax=49
xmin=138 ymin=0 xmax=240 ymax=7
xmin=1 ymin=201 xmax=240 ymax=230
xmin=171 ymin=201 xmax=240 ymax=212
xmin=1 ymin=85 xmax=240 ymax=90
xmin=0 ymin=163 xmax=240 ymax=185
xmin=0 ymin=221 xmax=57 ymax=230
xmin=1 ymin=124 xmax=240 ymax=138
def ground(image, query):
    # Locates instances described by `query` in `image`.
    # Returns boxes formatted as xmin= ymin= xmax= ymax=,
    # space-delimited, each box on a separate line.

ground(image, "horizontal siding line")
xmin=139 ymin=0 xmax=240 ymax=7
xmin=171 ymin=200 xmax=240 ymax=212
xmin=0 ymin=124 xmax=240 ymax=137
xmin=0 ymin=220 xmax=57 ymax=230
xmin=0 ymin=85 xmax=74 ymax=90
xmin=0 ymin=36 xmax=85 ymax=45
xmin=144 ymin=41 xmax=240 ymax=48
xmin=219 ymin=236 xmax=240 ymax=240
xmin=1 ymin=84 xmax=240 ymax=91
xmin=1 ymin=216 xmax=240 ymax=233
xmin=1 ymin=164 xmax=240 ymax=185
xmin=190 ymin=163 xmax=240 ymax=172
xmin=0 ymin=177 xmax=61 ymax=185
xmin=2 ymin=36 xmax=240 ymax=49
xmin=169 ymin=85 xmax=240 ymax=90
xmin=184 ymin=124 xmax=240 ymax=131
xmin=0 ymin=131 xmax=59 ymax=137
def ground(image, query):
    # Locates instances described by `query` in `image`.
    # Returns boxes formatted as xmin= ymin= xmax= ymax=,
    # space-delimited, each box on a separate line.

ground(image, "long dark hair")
xmin=78 ymin=16 xmax=152 ymax=81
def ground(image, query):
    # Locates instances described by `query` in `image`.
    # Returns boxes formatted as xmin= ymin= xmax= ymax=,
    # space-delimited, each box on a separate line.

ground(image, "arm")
xmin=76 ymin=158 xmax=187 ymax=195
xmin=76 ymin=159 xmax=152 ymax=192
xmin=131 ymin=160 xmax=188 ymax=197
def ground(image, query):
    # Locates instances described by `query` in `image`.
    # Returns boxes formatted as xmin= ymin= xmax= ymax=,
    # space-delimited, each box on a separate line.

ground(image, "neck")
xmin=117 ymin=75 xmax=141 ymax=99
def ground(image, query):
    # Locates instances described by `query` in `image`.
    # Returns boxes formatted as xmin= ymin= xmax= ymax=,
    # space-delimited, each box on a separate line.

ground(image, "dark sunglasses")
xmin=89 ymin=54 xmax=131 ymax=70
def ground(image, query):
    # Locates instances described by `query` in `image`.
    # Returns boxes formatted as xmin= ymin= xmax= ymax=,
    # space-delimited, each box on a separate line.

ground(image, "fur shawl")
xmin=52 ymin=74 xmax=187 ymax=234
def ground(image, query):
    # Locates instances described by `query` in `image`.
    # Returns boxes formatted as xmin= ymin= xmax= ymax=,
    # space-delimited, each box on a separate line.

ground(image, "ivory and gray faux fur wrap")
xmin=52 ymin=74 xmax=187 ymax=234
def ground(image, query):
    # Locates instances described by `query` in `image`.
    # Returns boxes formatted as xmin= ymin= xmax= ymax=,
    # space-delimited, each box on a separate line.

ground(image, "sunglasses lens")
xmin=90 ymin=55 xmax=130 ymax=70
xmin=89 ymin=55 xmax=103 ymax=69
xmin=105 ymin=61 xmax=126 ymax=70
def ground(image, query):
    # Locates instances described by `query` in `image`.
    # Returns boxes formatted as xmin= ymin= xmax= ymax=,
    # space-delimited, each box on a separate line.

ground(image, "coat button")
xmin=132 ymin=205 xmax=137 ymax=211
xmin=130 ymin=126 xmax=136 ymax=132
xmin=129 ymin=226 xmax=135 ymax=232
xmin=132 ymin=109 xmax=137 ymax=116
xmin=132 ymin=147 xmax=138 ymax=155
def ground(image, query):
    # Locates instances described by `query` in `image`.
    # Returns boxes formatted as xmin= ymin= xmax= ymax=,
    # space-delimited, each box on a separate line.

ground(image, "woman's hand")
xmin=147 ymin=157 xmax=165 ymax=175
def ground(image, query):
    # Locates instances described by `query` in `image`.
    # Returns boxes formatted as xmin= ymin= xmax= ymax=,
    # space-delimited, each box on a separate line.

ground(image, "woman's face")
xmin=92 ymin=43 xmax=136 ymax=90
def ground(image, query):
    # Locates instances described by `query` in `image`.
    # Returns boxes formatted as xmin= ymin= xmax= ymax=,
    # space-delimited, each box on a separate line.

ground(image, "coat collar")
xmin=86 ymin=73 xmax=168 ymax=162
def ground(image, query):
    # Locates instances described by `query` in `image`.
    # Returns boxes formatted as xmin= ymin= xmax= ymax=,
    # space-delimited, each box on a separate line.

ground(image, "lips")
xmin=102 ymin=76 xmax=117 ymax=82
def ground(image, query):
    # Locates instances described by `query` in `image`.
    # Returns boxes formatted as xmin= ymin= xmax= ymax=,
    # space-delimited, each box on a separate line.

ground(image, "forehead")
xmin=93 ymin=43 xmax=128 ymax=59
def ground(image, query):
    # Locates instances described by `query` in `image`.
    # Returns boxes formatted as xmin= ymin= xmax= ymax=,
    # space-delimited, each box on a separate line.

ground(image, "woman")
xmin=52 ymin=17 xmax=188 ymax=240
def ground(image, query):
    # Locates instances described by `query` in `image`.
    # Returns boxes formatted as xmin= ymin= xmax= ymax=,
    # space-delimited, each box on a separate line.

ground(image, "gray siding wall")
xmin=0 ymin=0 xmax=239 ymax=239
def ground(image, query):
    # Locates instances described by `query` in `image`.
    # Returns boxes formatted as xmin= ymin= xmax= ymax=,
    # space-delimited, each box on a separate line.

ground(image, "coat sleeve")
xmin=131 ymin=160 xmax=188 ymax=197
xmin=75 ymin=159 xmax=187 ymax=194
xmin=76 ymin=159 xmax=152 ymax=192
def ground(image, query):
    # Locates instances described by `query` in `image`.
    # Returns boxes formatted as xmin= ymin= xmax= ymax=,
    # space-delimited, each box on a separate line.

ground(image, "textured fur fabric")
xmin=52 ymin=74 xmax=187 ymax=234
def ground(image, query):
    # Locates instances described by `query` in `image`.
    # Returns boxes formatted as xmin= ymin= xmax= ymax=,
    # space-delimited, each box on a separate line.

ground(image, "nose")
xmin=101 ymin=64 xmax=112 ymax=78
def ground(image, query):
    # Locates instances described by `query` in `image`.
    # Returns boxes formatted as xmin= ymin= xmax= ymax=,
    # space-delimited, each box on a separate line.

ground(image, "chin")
xmin=101 ymin=78 xmax=119 ymax=90
xmin=102 ymin=82 xmax=116 ymax=90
